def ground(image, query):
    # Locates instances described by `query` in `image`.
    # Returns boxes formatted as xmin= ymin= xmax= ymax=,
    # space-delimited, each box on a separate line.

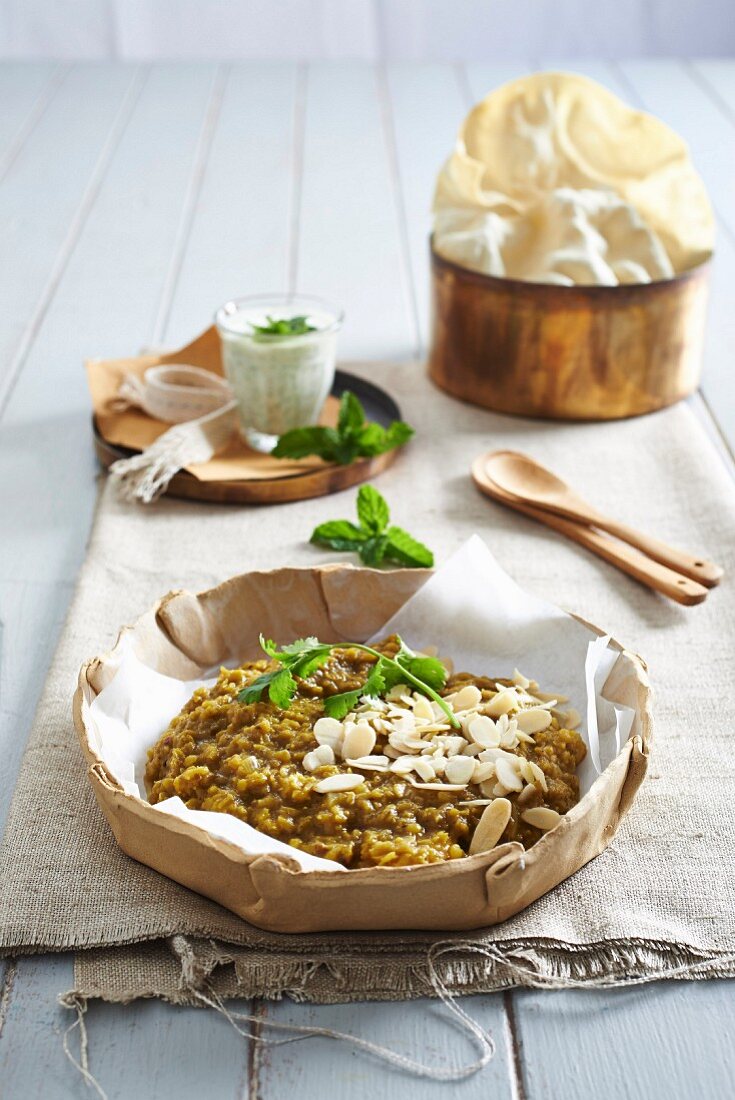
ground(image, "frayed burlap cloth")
xmin=2 ymin=361 xmax=735 ymax=1006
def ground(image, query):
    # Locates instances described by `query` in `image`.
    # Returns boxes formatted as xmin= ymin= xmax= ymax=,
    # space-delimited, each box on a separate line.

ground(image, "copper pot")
xmin=428 ymin=241 xmax=710 ymax=420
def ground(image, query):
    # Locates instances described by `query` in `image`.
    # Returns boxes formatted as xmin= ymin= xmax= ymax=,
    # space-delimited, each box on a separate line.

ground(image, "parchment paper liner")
xmin=74 ymin=564 xmax=651 ymax=933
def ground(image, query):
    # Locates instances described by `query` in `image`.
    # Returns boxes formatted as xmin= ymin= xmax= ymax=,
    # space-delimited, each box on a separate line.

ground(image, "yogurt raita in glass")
xmin=215 ymin=294 xmax=344 ymax=453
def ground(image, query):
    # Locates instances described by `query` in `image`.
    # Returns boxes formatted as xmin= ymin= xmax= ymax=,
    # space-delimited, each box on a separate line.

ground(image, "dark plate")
xmin=93 ymin=368 xmax=405 ymax=505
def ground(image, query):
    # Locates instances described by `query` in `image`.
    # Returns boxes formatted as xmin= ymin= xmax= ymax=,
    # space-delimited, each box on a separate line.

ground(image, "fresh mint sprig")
xmin=250 ymin=314 xmax=317 ymax=338
xmin=311 ymin=485 xmax=433 ymax=569
xmin=236 ymin=634 xmax=459 ymax=727
xmin=272 ymin=390 xmax=414 ymax=466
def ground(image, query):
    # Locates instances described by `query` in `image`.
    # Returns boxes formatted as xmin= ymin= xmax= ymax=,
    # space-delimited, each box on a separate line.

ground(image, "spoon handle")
xmin=491 ymin=495 xmax=709 ymax=607
xmin=594 ymin=517 xmax=723 ymax=588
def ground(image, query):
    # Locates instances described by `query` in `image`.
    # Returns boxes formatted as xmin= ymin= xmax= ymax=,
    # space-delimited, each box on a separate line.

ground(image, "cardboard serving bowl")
xmin=428 ymin=242 xmax=711 ymax=421
xmin=74 ymin=565 xmax=652 ymax=933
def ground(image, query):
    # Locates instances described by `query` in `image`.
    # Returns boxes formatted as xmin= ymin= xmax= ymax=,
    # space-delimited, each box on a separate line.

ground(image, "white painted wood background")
xmin=2 ymin=2 xmax=735 ymax=60
xmin=0 ymin=58 xmax=734 ymax=1097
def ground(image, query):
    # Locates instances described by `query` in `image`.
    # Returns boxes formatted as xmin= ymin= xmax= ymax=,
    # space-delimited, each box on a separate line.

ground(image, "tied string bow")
xmin=108 ymin=364 xmax=238 ymax=503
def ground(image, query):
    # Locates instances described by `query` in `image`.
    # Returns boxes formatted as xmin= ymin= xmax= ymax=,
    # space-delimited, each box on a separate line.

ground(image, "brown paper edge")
xmin=72 ymin=565 xmax=652 ymax=933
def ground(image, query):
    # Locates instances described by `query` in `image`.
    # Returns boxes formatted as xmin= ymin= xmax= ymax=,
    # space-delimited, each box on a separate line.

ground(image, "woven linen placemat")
xmin=2 ymin=360 xmax=735 ymax=1004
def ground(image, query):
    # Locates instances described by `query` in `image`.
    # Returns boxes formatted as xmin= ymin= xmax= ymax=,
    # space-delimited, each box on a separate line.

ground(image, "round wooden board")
xmin=93 ymin=370 xmax=405 ymax=504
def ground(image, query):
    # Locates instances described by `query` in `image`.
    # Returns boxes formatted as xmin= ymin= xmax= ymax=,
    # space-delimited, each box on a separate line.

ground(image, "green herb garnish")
xmin=271 ymin=390 xmax=414 ymax=466
xmin=250 ymin=314 xmax=317 ymax=338
xmin=236 ymin=634 xmax=459 ymax=727
xmin=311 ymin=485 xmax=433 ymax=568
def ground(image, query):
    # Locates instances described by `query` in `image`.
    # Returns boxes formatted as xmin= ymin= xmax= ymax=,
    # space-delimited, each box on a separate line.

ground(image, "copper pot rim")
xmin=429 ymin=236 xmax=711 ymax=300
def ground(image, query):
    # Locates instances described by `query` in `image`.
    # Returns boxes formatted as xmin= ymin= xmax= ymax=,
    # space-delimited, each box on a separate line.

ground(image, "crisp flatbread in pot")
xmin=433 ymin=71 xmax=714 ymax=284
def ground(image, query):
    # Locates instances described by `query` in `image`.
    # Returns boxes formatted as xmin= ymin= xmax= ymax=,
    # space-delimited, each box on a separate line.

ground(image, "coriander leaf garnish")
xmin=271 ymin=390 xmax=414 ymax=467
xmin=310 ymin=485 xmax=434 ymax=569
xmin=250 ymin=314 xmax=317 ymax=338
xmin=236 ymin=635 xmax=459 ymax=728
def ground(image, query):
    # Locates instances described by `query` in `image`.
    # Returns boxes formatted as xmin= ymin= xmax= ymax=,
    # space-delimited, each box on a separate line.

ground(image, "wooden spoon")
xmin=483 ymin=450 xmax=723 ymax=588
xmin=472 ymin=453 xmax=709 ymax=606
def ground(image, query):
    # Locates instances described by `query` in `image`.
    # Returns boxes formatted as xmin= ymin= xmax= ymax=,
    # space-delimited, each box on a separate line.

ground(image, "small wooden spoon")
xmin=484 ymin=450 xmax=723 ymax=588
xmin=472 ymin=454 xmax=709 ymax=606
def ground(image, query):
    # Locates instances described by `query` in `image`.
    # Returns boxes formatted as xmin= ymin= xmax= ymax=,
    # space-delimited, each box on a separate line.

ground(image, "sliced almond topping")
xmin=521 ymin=806 xmax=561 ymax=831
xmin=468 ymin=715 xmax=501 ymax=748
xmin=313 ymin=716 xmax=344 ymax=749
xmin=303 ymin=749 xmax=327 ymax=773
xmin=517 ymin=784 xmax=537 ymax=806
xmin=413 ymin=757 xmax=437 ymax=782
xmin=512 ymin=668 xmax=531 ymax=689
xmin=449 ymin=685 xmax=482 ymax=711
xmin=472 ymin=760 xmax=496 ymax=785
xmin=347 ymin=754 xmax=389 ymax=768
xmin=519 ymin=758 xmax=536 ymax=785
xmin=313 ymin=743 xmax=335 ymax=766
xmin=516 ymin=707 xmax=553 ymax=734
xmin=341 ymin=721 xmax=376 ymax=761
xmin=495 ymin=757 xmax=523 ymax=792
xmin=413 ymin=695 xmax=435 ymax=722
xmin=406 ymin=777 xmax=466 ymax=791
xmin=444 ymin=756 xmax=475 ymax=786
xmin=561 ymin=707 xmax=581 ymax=730
xmin=485 ymin=688 xmax=518 ymax=718
xmin=385 ymin=684 xmax=410 ymax=702
xmin=499 ymin=726 xmax=519 ymax=749
xmin=462 ymin=743 xmax=483 ymax=757
xmin=528 ymin=760 xmax=548 ymax=791
xmin=314 ymin=773 xmax=363 ymax=793
xmin=469 ymin=798 xmax=512 ymax=855
xmin=390 ymin=756 xmax=419 ymax=776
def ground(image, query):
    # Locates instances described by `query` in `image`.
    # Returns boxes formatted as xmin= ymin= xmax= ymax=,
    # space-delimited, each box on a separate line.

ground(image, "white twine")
xmin=108 ymin=365 xmax=237 ymax=504
xmin=59 ymin=940 xmax=735 ymax=1096
xmin=60 ymin=994 xmax=109 ymax=1100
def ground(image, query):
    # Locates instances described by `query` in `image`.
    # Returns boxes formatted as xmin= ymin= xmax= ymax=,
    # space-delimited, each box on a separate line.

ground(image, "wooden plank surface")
xmin=0 ymin=62 xmax=62 ymax=176
xmin=296 ymin=63 xmax=416 ymax=360
xmin=0 ymin=60 xmax=257 ymax=1098
xmin=0 ymin=64 xmax=139 ymax=411
xmin=0 ymin=60 xmax=734 ymax=1099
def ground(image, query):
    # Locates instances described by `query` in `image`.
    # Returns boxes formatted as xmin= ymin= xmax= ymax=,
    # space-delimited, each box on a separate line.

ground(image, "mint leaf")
xmin=310 ymin=520 xmax=367 ymax=554
xmin=271 ymin=390 xmax=414 ymax=467
xmin=308 ymin=489 xmax=433 ymax=571
xmin=337 ymin=391 xmax=365 ymax=436
xmin=384 ymin=525 xmax=434 ymax=568
xmin=356 ymin=420 xmax=414 ymax=456
xmin=382 ymin=421 xmax=414 ymax=450
xmin=358 ymin=535 xmax=388 ymax=567
xmin=357 ymin=485 xmax=389 ymax=534
xmin=251 ymin=315 xmax=317 ymax=337
xmin=271 ymin=426 xmax=340 ymax=462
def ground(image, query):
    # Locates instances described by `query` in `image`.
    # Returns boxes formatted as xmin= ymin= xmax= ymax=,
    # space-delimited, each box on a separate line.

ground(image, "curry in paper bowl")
xmin=73 ymin=541 xmax=651 ymax=933
xmin=146 ymin=635 xmax=586 ymax=868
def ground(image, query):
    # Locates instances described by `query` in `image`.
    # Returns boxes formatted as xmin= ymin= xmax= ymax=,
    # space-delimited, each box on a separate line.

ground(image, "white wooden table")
xmin=1 ymin=59 xmax=734 ymax=1098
